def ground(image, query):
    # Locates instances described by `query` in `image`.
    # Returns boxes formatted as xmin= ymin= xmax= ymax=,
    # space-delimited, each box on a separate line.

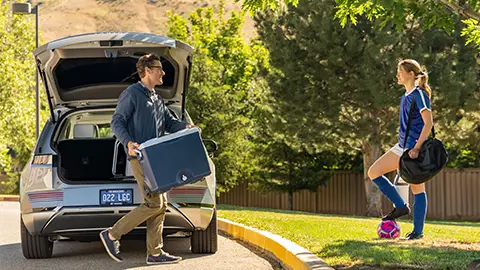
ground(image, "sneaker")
xmin=146 ymin=253 xmax=182 ymax=264
xmin=382 ymin=205 xmax=410 ymax=220
xmin=99 ymin=229 xmax=122 ymax=262
xmin=401 ymin=231 xmax=424 ymax=240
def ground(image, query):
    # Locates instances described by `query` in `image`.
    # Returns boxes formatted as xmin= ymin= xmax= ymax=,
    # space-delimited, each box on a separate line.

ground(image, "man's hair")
xmin=136 ymin=53 xmax=161 ymax=78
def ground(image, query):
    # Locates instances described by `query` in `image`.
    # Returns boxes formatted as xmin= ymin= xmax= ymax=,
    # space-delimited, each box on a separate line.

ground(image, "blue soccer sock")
xmin=413 ymin=192 xmax=428 ymax=234
xmin=372 ymin=175 xmax=406 ymax=208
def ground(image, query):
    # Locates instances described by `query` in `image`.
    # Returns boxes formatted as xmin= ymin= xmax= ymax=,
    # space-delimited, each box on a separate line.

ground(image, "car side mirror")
xmin=202 ymin=139 xmax=218 ymax=154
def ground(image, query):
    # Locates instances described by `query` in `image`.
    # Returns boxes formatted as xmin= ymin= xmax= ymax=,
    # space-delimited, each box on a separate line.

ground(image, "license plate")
xmin=100 ymin=189 xmax=133 ymax=206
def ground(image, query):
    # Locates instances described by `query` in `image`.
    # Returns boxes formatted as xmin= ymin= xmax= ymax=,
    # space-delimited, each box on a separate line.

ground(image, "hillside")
xmin=30 ymin=0 xmax=256 ymax=44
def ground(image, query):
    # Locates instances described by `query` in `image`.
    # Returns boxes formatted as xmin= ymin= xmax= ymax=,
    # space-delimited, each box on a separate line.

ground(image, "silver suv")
xmin=19 ymin=32 xmax=218 ymax=259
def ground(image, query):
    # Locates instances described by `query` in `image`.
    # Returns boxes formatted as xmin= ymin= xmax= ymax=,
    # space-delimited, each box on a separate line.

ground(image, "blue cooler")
xmin=135 ymin=128 xmax=211 ymax=194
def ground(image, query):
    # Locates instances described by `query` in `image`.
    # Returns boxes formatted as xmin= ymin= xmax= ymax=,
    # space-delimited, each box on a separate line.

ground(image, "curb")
xmin=218 ymin=218 xmax=333 ymax=270
xmin=0 ymin=195 xmax=19 ymax=202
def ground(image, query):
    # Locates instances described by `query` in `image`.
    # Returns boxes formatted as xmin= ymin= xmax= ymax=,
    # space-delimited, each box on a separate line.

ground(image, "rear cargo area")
xmin=53 ymin=110 xmax=131 ymax=182
xmin=57 ymin=138 xmax=128 ymax=181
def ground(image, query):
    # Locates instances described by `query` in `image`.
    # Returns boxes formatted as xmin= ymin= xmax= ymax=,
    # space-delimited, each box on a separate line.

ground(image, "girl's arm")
xmin=409 ymin=110 xmax=433 ymax=159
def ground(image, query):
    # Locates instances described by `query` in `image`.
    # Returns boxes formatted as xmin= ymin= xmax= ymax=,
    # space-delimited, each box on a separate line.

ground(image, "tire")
xmin=191 ymin=209 xmax=218 ymax=254
xmin=20 ymin=217 xmax=54 ymax=259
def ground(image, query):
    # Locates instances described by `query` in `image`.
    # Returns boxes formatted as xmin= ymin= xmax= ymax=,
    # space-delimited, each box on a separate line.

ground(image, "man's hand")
xmin=186 ymin=124 xmax=202 ymax=135
xmin=408 ymin=147 xmax=421 ymax=159
xmin=127 ymin=141 xmax=140 ymax=156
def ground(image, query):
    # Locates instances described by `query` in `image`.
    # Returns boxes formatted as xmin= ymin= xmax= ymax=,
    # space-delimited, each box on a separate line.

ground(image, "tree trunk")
xmin=362 ymin=139 xmax=383 ymax=217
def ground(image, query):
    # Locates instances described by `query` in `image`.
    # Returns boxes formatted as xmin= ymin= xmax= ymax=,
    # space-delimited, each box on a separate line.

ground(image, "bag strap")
xmin=403 ymin=95 xmax=416 ymax=150
xmin=403 ymin=88 xmax=435 ymax=150
xmin=430 ymin=88 xmax=436 ymax=138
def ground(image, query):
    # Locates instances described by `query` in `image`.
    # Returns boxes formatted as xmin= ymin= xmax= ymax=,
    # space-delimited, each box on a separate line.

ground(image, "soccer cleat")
xmin=401 ymin=231 xmax=424 ymax=240
xmin=382 ymin=205 xmax=411 ymax=221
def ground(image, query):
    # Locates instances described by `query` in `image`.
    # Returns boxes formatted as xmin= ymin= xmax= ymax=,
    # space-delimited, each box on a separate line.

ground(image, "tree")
xmin=166 ymin=1 xmax=270 ymax=193
xmin=239 ymin=0 xmax=480 ymax=50
xmin=256 ymin=142 xmax=335 ymax=210
xmin=255 ymin=0 xmax=480 ymax=215
xmin=250 ymin=79 xmax=363 ymax=210
xmin=238 ymin=0 xmax=298 ymax=11
xmin=0 ymin=1 xmax=47 ymax=194
xmin=252 ymin=132 xmax=362 ymax=209
xmin=251 ymin=107 xmax=331 ymax=210
xmin=334 ymin=0 xmax=480 ymax=49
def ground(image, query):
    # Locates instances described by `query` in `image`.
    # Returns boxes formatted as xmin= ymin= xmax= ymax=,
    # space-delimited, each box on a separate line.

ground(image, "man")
xmin=100 ymin=53 xmax=194 ymax=264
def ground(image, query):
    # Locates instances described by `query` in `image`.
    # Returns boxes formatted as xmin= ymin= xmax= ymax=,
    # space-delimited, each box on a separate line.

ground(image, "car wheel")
xmin=20 ymin=217 xmax=54 ymax=259
xmin=191 ymin=209 xmax=218 ymax=254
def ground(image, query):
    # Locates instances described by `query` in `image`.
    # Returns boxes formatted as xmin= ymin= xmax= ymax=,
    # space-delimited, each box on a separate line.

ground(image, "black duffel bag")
xmin=398 ymin=96 xmax=448 ymax=184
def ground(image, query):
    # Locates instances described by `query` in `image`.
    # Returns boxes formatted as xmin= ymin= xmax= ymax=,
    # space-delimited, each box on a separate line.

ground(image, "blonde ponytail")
xmin=417 ymin=71 xmax=431 ymax=98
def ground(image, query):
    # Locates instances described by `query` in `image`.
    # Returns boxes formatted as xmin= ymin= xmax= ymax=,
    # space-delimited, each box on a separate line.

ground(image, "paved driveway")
xmin=0 ymin=201 xmax=276 ymax=270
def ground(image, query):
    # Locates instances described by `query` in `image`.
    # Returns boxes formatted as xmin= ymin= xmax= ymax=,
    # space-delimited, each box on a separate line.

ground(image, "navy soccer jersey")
xmin=398 ymin=86 xmax=431 ymax=149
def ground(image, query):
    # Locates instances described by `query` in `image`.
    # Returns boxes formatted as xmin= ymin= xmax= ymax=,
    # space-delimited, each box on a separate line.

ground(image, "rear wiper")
xmin=120 ymin=71 xmax=138 ymax=83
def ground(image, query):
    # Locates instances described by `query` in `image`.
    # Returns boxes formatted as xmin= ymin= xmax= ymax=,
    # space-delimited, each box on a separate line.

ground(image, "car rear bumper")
xmin=22 ymin=205 xmax=195 ymax=236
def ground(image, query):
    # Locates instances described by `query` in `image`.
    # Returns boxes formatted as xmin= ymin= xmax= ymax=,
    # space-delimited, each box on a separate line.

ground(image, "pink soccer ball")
xmin=377 ymin=220 xmax=401 ymax=239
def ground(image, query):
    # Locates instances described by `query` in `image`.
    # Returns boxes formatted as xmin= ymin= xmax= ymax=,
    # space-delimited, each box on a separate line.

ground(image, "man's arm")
xmin=164 ymin=104 xmax=188 ymax=133
xmin=111 ymin=90 xmax=135 ymax=147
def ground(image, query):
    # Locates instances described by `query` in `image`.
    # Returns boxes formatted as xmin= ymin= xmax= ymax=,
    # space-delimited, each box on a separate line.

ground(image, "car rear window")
xmin=56 ymin=111 xmax=115 ymax=141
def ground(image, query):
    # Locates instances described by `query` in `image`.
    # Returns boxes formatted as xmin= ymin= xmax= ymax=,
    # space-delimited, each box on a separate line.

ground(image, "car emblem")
xmin=182 ymin=175 xmax=187 ymax=181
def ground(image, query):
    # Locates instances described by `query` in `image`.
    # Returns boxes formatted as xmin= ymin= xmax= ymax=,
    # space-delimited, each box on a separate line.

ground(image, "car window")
xmin=56 ymin=109 xmax=189 ymax=141
xmin=97 ymin=124 xmax=113 ymax=138
xmin=59 ymin=122 xmax=72 ymax=141
xmin=56 ymin=111 xmax=115 ymax=140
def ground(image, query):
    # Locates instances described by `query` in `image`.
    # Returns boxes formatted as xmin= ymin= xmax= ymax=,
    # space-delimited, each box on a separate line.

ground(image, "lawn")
xmin=217 ymin=205 xmax=480 ymax=270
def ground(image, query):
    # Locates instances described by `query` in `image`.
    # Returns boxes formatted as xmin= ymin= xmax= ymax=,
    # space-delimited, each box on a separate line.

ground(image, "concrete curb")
xmin=0 ymin=195 xmax=19 ymax=201
xmin=218 ymin=218 xmax=333 ymax=270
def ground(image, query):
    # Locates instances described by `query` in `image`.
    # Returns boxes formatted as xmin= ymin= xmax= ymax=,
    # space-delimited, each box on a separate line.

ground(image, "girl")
xmin=368 ymin=59 xmax=433 ymax=240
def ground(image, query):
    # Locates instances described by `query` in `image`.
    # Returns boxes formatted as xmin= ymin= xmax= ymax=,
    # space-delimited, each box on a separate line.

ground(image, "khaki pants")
xmin=108 ymin=159 xmax=167 ymax=256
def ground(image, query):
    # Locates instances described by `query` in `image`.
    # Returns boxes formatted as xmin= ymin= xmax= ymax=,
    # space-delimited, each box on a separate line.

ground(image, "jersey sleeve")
xmin=415 ymin=89 xmax=431 ymax=113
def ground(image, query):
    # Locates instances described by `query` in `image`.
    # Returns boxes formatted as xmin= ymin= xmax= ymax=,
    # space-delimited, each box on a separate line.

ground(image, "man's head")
xmin=136 ymin=53 xmax=165 ymax=86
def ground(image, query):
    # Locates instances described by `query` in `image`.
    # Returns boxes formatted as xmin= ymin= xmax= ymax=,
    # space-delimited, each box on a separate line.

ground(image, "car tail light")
xmin=32 ymin=155 xmax=52 ymax=165
xmin=28 ymin=191 xmax=63 ymax=203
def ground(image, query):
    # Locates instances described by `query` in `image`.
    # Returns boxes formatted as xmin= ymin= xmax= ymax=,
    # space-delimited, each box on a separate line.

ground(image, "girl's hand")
xmin=409 ymin=147 xmax=421 ymax=159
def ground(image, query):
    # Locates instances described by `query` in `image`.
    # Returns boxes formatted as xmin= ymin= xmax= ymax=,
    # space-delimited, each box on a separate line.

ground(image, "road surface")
xmin=0 ymin=201 xmax=277 ymax=270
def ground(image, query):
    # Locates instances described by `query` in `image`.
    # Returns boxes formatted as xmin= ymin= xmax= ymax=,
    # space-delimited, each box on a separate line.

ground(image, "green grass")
xmin=217 ymin=205 xmax=480 ymax=270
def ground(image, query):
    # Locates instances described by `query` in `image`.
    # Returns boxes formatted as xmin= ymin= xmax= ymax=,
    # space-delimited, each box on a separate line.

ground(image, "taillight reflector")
xmin=32 ymin=155 xmax=52 ymax=165
xmin=28 ymin=191 xmax=63 ymax=202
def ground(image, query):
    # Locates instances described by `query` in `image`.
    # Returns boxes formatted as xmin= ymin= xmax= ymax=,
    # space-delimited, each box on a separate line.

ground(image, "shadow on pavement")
xmin=0 ymin=237 xmax=212 ymax=270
